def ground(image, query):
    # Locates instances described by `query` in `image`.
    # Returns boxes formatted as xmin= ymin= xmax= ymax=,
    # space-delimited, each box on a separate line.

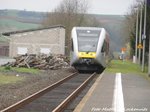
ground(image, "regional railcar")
xmin=70 ymin=27 xmax=109 ymax=73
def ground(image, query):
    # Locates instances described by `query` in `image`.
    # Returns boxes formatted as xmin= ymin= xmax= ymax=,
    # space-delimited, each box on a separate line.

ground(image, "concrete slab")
xmin=74 ymin=72 xmax=150 ymax=112
xmin=122 ymin=74 xmax=150 ymax=112
xmin=74 ymin=72 xmax=115 ymax=112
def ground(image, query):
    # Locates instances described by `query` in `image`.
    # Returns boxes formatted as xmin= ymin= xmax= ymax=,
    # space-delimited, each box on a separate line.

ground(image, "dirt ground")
xmin=0 ymin=68 xmax=76 ymax=110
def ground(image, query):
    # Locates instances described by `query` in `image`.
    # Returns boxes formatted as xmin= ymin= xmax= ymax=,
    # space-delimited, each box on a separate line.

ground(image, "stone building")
xmin=2 ymin=25 xmax=65 ymax=57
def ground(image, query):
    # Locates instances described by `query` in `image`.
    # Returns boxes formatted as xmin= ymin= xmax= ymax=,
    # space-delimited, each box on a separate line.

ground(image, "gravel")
xmin=0 ymin=68 xmax=76 ymax=111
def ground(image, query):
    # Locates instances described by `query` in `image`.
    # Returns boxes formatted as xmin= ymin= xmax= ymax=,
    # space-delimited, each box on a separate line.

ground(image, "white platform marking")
xmin=112 ymin=73 xmax=125 ymax=112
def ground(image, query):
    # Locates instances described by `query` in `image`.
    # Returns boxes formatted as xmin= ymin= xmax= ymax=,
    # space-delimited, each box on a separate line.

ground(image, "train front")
xmin=71 ymin=27 xmax=103 ymax=72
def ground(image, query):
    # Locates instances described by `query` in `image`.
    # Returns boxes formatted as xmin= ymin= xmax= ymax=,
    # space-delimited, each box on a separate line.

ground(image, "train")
xmin=70 ymin=27 xmax=110 ymax=73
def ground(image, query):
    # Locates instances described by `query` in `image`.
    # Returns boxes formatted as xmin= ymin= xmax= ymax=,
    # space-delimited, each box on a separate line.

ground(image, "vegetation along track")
xmin=1 ymin=72 xmax=97 ymax=112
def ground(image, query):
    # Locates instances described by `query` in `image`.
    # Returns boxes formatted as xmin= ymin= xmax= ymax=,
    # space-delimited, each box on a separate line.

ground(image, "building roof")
xmin=2 ymin=25 xmax=65 ymax=36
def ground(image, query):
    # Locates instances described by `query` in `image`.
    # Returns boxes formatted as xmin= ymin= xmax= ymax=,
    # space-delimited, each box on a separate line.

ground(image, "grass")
xmin=0 ymin=66 xmax=39 ymax=85
xmin=0 ymin=74 xmax=24 ymax=84
xmin=12 ymin=67 xmax=40 ymax=74
xmin=0 ymin=66 xmax=40 ymax=74
xmin=0 ymin=19 xmax=39 ymax=30
xmin=106 ymin=60 xmax=145 ymax=74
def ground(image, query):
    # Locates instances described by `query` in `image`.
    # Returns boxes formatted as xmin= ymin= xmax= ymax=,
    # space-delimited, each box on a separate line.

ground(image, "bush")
xmin=4 ymin=66 xmax=11 ymax=71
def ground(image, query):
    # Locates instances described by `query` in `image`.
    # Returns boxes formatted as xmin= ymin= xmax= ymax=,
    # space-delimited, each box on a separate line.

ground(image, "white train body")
xmin=70 ymin=27 xmax=109 ymax=72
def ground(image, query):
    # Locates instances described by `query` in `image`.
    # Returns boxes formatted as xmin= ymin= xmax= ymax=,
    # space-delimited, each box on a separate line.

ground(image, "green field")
xmin=0 ymin=67 xmax=40 ymax=85
xmin=5 ymin=10 xmax=19 ymax=17
xmin=106 ymin=60 xmax=146 ymax=74
xmin=0 ymin=74 xmax=24 ymax=84
xmin=0 ymin=19 xmax=40 ymax=31
xmin=0 ymin=66 xmax=40 ymax=74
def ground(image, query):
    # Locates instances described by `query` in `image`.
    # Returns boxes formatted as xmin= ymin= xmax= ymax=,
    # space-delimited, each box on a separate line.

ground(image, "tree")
xmin=124 ymin=7 xmax=137 ymax=57
xmin=42 ymin=0 xmax=89 ymax=56
xmin=125 ymin=1 xmax=150 ymax=62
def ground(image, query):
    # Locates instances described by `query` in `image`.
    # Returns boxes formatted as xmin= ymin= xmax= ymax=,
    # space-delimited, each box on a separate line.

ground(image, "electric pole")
xmin=138 ymin=5 xmax=143 ymax=64
xmin=135 ymin=9 xmax=139 ymax=63
xmin=142 ymin=0 xmax=147 ymax=72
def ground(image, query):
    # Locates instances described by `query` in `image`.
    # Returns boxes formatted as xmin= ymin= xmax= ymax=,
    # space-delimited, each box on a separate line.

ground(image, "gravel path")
xmin=0 ymin=68 xmax=76 ymax=110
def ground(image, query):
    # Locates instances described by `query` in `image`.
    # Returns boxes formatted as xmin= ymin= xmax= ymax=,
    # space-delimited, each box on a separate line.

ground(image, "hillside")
xmin=91 ymin=14 xmax=128 ymax=52
xmin=0 ymin=9 xmax=42 ymax=32
xmin=0 ymin=10 xmax=128 ymax=52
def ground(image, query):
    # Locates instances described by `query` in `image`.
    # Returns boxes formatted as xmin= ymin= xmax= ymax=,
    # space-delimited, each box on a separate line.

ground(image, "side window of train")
xmin=106 ymin=42 xmax=109 ymax=54
xmin=71 ymin=38 xmax=74 ymax=51
xmin=101 ymin=44 xmax=105 ymax=52
xmin=102 ymin=41 xmax=106 ymax=52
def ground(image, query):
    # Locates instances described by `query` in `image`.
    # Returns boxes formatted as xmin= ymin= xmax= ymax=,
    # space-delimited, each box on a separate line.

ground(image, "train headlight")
xmin=90 ymin=53 xmax=96 ymax=57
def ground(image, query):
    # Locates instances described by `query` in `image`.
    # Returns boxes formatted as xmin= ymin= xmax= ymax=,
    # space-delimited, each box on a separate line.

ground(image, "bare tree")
xmin=124 ymin=5 xmax=139 ymax=57
xmin=125 ymin=1 xmax=150 ymax=60
xmin=42 ymin=0 xmax=89 ymax=56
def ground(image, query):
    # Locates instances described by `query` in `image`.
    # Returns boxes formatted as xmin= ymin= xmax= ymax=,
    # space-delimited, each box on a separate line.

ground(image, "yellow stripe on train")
xmin=78 ymin=52 xmax=96 ymax=58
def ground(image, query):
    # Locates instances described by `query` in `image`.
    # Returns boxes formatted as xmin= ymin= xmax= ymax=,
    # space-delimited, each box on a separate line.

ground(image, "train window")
xmin=106 ymin=42 xmax=109 ymax=54
xmin=71 ymin=38 xmax=74 ymax=51
xmin=101 ymin=44 xmax=105 ymax=52
xmin=101 ymin=45 xmax=105 ymax=52
xmin=101 ymin=41 xmax=107 ymax=52
xmin=77 ymin=29 xmax=101 ymax=52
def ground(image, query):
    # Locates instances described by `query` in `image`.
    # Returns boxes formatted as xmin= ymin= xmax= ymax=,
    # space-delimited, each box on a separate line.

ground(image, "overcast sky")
xmin=0 ymin=0 xmax=136 ymax=15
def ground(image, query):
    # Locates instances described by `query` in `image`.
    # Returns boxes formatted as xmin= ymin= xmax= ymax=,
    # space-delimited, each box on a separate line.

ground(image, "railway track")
xmin=1 ymin=72 xmax=97 ymax=112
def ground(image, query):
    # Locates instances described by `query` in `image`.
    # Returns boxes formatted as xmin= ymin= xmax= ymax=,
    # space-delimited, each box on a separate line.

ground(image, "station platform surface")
xmin=74 ymin=72 xmax=150 ymax=112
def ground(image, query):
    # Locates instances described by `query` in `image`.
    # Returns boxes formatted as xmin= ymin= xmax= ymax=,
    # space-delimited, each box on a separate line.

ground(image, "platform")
xmin=74 ymin=72 xmax=150 ymax=112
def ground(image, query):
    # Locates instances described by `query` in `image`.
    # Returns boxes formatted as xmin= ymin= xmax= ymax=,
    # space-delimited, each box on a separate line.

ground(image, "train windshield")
xmin=77 ymin=29 xmax=101 ymax=52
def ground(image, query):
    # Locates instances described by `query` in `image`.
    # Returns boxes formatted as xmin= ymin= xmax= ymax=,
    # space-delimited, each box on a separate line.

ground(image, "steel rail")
xmin=52 ymin=72 xmax=96 ymax=112
xmin=1 ymin=72 xmax=78 ymax=112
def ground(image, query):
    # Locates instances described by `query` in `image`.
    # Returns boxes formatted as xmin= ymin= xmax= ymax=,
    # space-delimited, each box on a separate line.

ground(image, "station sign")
xmin=137 ymin=43 xmax=143 ymax=49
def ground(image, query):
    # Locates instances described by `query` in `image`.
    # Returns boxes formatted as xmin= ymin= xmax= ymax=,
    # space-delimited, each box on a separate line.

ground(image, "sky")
xmin=0 ymin=0 xmax=136 ymax=15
